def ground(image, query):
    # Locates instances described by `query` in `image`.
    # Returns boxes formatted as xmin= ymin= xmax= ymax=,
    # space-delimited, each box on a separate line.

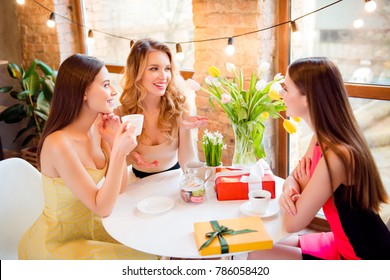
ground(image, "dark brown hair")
xmin=288 ymin=57 xmax=387 ymax=212
xmin=37 ymin=54 xmax=104 ymax=165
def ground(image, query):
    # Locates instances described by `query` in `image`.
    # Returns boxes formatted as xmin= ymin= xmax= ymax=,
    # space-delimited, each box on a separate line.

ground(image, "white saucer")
xmin=240 ymin=201 xmax=278 ymax=218
xmin=137 ymin=196 xmax=174 ymax=214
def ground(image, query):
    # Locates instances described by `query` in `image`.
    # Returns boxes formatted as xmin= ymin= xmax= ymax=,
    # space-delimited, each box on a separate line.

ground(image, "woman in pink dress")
xmin=248 ymin=57 xmax=390 ymax=260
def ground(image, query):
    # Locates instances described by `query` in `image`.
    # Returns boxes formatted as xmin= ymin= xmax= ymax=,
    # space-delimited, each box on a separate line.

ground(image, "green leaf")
xmin=7 ymin=63 xmax=21 ymax=79
xmin=42 ymin=78 xmax=54 ymax=102
xmin=14 ymin=90 xmax=28 ymax=100
xmin=36 ymin=60 xmax=53 ymax=75
xmin=0 ymin=104 xmax=26 ymax=123
xmin=34 ymin=109 xmax=49 ymax=121
xmin=13 ymin=126 xmax=31 ymax=142
xmin=24 ymin=71 xmax=41 ymax=96
xmin=23 ymin=59 xmax=37 ymax=79
xmin=37 ymin=92 xmax=50 ymax=115
xmin=21 ymin=134 xmax=36 ymax=147
xmin=0 ymin=86 xmax=13 ymax=93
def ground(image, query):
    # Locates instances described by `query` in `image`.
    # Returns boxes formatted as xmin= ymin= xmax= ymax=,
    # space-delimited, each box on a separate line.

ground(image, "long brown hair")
xmin=119 ymin=38 xmax=186 ymax=140
xmin=288 ymin=57 xmax=387 ymax=212
xmin=37 ymin=54 xmax=104 ymax=165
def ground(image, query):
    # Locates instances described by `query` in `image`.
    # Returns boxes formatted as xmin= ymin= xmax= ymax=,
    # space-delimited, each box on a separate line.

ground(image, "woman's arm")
xmin=42 ymin=123 xmax=137 ymax=217
xmin=280 ymin=135 xmax=316 ymax=215
xmin=282 ymin=146 xmax=348 ymax=232
xmin=178 ymin=104 xmax=208 ymax=167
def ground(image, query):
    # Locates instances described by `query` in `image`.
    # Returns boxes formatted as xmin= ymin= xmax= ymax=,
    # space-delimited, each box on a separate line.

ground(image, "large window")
xmin=287 ymin=0 xmax=390 ymax=220
xmin=82 ymin=0 xmax=194 ymax=69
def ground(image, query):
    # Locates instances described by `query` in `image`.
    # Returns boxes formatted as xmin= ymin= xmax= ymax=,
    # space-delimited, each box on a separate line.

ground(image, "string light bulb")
xmin=86 ymin=29 xmax=94 ymax=44
xmin=16 ymin=0 xmax=25 ymax=5
xmin=364 ymin=0 xmax=377 ymax=12
xmin=225 ymin=37 xmax=235 ymax=56
xmin=47 ymin=13 xmax=56 ymax=28
xmin=175 ymin=43 xmax=184 ymax=61
xmin=290 ymin=21 xmax=299 ymax=33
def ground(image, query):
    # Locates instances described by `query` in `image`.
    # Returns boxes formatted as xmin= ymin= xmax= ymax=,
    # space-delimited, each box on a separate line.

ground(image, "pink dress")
xmin=299 ymin=145 xmax=390 ymax=260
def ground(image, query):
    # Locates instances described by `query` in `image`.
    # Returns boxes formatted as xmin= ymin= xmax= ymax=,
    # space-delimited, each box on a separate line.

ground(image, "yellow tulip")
xmin=260 ymin=112 xmax=269 ymax=119
xmin=208 ymin=65 xmax=221 ymax=78
xmin=283 ymin=119 xmax=296 ymax=134
xmin=292 ymin=116 xmax=301 ymax=123
xmin=268 ymin=89 xmax=281 ymax=100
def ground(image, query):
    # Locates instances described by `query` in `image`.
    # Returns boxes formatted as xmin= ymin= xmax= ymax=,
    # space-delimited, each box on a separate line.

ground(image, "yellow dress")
xmin=18 ymin=162 xmax=158 ymax=260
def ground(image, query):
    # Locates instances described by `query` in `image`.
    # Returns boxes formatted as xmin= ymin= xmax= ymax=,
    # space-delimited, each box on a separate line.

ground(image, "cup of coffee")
xmin=184 ymin=161 xmax=213 ymax=183
xmin=121 ymin=114 xmax=144 ymax=136
xmin=248 ymin=189 xmax=271 ymax=214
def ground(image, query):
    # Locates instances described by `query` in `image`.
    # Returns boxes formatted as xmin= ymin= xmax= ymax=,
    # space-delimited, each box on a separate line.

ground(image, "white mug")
xmin=121 ymin=114 xmax=144 ymax=136
xmin=248 ymin=189 xmax=271 ymax=214
xmin=184 ymin=161 xmax=213 ymax=183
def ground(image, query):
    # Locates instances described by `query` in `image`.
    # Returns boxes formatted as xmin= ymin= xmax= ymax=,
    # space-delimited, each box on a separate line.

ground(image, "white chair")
xmin=0 ymin=157 xmax=44 ymax=259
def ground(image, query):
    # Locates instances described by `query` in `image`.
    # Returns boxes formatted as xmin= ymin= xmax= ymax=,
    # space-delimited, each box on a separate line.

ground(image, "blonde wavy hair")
xmin=119 ymin=38 xmax=187 ymax=140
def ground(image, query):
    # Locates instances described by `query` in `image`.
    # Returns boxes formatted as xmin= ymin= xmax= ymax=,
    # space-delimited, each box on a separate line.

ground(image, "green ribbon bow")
xmin=198 ymin=220 xmax=257 ymax=254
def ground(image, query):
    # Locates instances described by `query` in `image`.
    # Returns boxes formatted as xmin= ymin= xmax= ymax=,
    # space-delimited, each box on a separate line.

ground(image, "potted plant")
xmin=0 ymin=59 xmax=56 ymax=167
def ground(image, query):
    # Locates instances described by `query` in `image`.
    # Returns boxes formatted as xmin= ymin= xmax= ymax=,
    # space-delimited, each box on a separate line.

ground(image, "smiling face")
xmin=141 ymin=50 xmax=172 ymax=97
xmin=281 ymin=71 xmax=308 ymax=120
xmin=84 ymin=66 xmax=117 ymax=113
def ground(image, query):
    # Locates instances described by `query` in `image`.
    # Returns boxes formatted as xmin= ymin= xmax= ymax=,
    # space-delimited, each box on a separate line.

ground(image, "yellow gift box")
xmin=194 ymin=216 xmax=273 ymax=256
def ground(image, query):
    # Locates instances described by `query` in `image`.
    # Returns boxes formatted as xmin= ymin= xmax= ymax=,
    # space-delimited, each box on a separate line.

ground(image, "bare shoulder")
xmin=324 ymin=144 xmax=351 ymax=186
xmin=40 ymin=131 xmax=77 ymax=176
xmin=42 ymin=131 xmax=73 ymax=155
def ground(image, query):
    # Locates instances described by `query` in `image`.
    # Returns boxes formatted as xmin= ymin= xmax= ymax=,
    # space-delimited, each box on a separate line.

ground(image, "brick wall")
xmin=192 ymin=0 xmax=278 ymax=168
xmin=15 ymin=0 xmax=80 ymax=70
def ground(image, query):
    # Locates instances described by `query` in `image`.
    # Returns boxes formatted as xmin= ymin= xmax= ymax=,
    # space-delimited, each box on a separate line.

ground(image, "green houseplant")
xmin=0 ymin=59 xmax=56 ymax=147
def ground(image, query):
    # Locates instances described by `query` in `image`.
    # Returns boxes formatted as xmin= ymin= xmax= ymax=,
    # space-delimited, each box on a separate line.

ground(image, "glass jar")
xmin=180 ymin=173 xmax=206 ymax=204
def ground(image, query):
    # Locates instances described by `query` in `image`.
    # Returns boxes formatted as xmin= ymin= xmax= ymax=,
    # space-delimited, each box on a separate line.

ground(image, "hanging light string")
xmin=29 ymin=0 xmax=343 ymax=47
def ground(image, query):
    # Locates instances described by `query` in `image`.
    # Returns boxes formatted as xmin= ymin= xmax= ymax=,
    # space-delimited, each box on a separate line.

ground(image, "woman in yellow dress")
xmin=18 ymin=54 xmax=157 ymax=260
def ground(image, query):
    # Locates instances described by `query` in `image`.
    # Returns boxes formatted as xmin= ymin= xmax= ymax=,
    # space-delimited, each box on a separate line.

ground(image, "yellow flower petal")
xmin=208 ymin=65 xmax=221 ymax=78
xmin=268 ymin=88 xmax=281 ymax=100
xmin=260 ymin=112 xmax=269 ymax=119
xmin=283 ymin=119 xmax=296 ymax=134
xmin=292 ymin=116 xmax=301 ymax=123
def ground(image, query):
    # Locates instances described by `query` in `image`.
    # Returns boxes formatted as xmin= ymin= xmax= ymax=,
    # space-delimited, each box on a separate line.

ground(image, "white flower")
xmin=226 ymin=63 xmax=236 ymax=74
xmin=185 ymin=78 xmax=201 ymax=91
xmin=259 ymin=62 xmax=270 ymax=73
xmin=270 ymin=82 xmax=282 ymax=93
xmin=273 ymin=73 xmax=285 ymax=83
xmin=205 ymin=76 xmax=213 ymax=86
xmin=211 ymin=78 xmax=221 ymax=87
xmin=221 ymin=93 xmax=231 ymax=104
xmin=255 ymin=79 xmax=267 ymax=91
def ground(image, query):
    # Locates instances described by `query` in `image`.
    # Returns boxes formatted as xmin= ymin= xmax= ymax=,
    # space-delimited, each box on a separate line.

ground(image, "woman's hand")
xmin=180 ymin=115 xmax=208 ymax=130
xmin=279 ymin=177 xmax=301 ymax=216
xmin=130 ymin=151 xmax=159 ymax=168
xmin=98 ymin=113 xmax=121 ymax=147
xmin=112 ymin=122 xmax=138 ymax=157
xmin=293 ymin=157 xmax=311 ymax=190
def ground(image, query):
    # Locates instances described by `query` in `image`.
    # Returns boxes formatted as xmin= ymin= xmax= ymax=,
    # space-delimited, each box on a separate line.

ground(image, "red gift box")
xmin=215 ymin=167 xmax=275 ymax=201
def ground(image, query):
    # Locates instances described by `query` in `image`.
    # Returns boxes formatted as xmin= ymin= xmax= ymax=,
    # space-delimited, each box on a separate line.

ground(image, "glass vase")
xmin=232 ymin=123 xmax=263 ymax=168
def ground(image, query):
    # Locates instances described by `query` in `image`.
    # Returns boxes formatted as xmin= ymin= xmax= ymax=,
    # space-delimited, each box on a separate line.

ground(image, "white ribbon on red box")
xmin=215 ymin=159 xmax=273 ymax=192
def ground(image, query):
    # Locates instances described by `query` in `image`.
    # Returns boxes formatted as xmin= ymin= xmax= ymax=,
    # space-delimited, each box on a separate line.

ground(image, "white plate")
xmin=137 ymin=196 xmax=174 ymax=214
xmin=240 ymin=201 xmax=279 ymax=218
